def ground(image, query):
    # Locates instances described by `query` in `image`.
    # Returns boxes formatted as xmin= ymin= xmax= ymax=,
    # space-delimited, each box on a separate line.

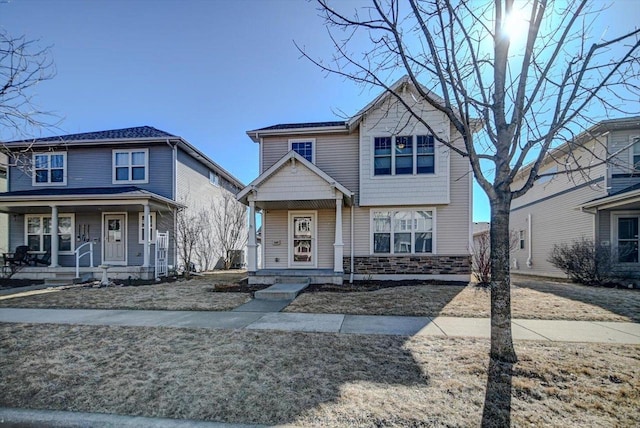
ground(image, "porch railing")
xmin=75 ymin=241 xmax=94 ymax=278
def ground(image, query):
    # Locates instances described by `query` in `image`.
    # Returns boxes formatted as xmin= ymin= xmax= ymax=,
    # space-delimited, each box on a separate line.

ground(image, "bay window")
xmin=25 ymin=214 xmax=74 ymax=253
xmin=372 ymin=209 xmax=434 ymax=254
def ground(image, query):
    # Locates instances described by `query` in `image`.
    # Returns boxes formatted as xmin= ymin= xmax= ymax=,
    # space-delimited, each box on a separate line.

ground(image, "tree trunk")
xmin=489 ymin=195 xmax=518 ymax=363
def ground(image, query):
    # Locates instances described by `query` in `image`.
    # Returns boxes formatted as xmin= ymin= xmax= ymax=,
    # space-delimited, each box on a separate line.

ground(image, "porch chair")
xmin=32 ymin=250 xmax=51 ymax=266
xmin=3 ymin=245 xmax=30 ymax=266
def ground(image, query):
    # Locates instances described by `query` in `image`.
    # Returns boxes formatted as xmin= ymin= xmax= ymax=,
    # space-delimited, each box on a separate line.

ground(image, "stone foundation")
xmin=344 ymin=255 xmax=471 ymax=276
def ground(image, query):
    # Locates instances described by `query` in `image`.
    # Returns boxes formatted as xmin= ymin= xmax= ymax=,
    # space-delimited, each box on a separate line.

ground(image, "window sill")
xmin=112 ymin=179 xmax=149 ymax=185
xmin=33 ymin=182 xmax=67 ymax=187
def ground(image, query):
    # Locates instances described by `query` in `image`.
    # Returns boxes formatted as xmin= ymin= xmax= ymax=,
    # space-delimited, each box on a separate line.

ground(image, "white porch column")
xmin=247 ymin=198 xmax=257 ymax=272
xmin=50 ymin=205 xmax=59 ymax=268
xmin=333 ymin=194 xmax=344 ymax=273
xmin=143 ymin=204 xmax=150 ymax=268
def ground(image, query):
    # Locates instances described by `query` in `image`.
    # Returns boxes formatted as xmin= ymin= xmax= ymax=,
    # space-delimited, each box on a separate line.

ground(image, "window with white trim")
xmin=632 ymin=136 xmax=640 ymax=170
xmin=617 ymin=216 xmax=639 ymax=263
xmin=373 ymin=135 xmax=435 ymax=176
xmin=519 ymin=230 xmax=525 ymax=249
xmin=289 ymin=139 xmax=315 ymax=163
xmin=33 ymin=152 xmax=67 ymax=186
xmin=372 ymin=209 xmax=433 ymax=254
xmin=25 ymin=214 xmax=74 ymax=253
xmin=113 ymin=149 xmax=148 ymax=183
xmin=139 ymin=212 xmax=156 ymax=244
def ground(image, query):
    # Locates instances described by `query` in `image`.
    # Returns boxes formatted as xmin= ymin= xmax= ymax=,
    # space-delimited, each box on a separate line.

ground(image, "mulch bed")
xmin=0 ymin=278 xmax=45 ymax=289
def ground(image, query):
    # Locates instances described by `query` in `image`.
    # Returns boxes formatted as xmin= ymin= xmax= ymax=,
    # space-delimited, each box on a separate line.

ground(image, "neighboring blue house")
xmin=0 ymin=126 xmax=244 ymax=280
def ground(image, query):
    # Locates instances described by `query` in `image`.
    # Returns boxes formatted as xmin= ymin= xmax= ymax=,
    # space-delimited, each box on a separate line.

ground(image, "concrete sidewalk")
xmin=1 ymin=307 xmax=639 ymax=344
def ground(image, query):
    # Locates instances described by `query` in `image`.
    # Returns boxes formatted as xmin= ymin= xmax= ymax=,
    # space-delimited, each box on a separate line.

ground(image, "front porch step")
xmin=254 ymin=282 xmax=309 ymax=301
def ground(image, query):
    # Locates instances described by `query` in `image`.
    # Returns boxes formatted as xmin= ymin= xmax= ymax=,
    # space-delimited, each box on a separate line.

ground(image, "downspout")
xmin=166 ymin=139 xmax=178 ymax=268
xmin=350 ymin=194 xmax=355 ymax=284
xmin=527 ymin=213 xmax=533 ymax=268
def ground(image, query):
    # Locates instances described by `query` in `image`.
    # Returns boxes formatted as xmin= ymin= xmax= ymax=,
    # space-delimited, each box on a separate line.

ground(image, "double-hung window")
xmin=25 ymin=214 xmax=74 ymax=253
xmin=113 ymin=149 xmax=148 ymax=183
xmin=289 ymin=139 xmax=315 ymax=163
xmin=373 ymin=135 xmax=436 ymax=176
xmin=33 ymin=152 xmax=67 ymax=186
xmin=372 ymin=209 xmax=434 ymax=254
xmin=616 ymin=216 xmax=639 ymax=263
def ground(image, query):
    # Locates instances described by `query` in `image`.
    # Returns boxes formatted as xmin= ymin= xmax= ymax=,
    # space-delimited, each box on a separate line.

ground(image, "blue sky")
xmin=1 ymin=0 xmax=638 ymax=222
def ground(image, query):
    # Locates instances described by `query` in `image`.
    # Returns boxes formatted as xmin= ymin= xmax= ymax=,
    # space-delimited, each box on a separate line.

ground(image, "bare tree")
xmin=211 ymin=192 xmax=247 ymax=270
xmin=176 ymin=207 xmax=201 ymax=278
xmin=194 ymin=208 xmax=217 ymax=271
xmin=301 ymin=0 xmax=639 ymax=363
xmin=0 ymin=29 xmax=56 ymax=151
xmin=473 ymin=229 xmax=519 ymax=285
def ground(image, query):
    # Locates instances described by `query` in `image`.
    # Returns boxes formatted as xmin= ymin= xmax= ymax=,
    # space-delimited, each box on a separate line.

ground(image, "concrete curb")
xmin=0 ymin=407 xmax=268 ymax=428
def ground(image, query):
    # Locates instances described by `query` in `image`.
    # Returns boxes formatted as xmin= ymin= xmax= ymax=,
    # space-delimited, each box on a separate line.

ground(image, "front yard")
xmin=1 ymin=323 xmax=638 ymax=427
xmin=3 ymin=272 xmax=637 ymax=322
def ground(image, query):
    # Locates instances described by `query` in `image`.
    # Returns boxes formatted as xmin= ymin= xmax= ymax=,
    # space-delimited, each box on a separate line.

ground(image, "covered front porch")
xmin=0 ymin=187 xmax=179 ymax=280
xmin=581 ymin=184 xmax=640 ymax=277
xmin=237 ymin=151 xmax=354 ymax=285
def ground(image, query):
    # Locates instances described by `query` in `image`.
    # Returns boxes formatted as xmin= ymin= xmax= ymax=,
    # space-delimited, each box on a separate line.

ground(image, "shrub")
xmin=548 ymin=238 xmax=618 ymax=285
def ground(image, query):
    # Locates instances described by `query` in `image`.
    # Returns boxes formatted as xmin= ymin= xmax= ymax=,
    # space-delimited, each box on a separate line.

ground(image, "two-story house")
xmin=510 ymin=116 xmax=640 ymax=279
xmin=0 ymin=126 xmax=244 ymax=280
xmin=238 ymin=77 xmax=474 ymax=285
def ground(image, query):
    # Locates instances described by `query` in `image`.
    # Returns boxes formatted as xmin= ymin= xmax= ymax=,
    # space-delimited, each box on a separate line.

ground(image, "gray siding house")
xmin=0 ymin=126 xmax=243 ymax=280
xmin=510 ymin=117 xmax=640 ymax=279
xmin=238 ymin=77 xmax=474 ymax=285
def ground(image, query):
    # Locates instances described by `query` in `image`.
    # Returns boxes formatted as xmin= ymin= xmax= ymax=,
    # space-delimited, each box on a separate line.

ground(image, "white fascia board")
xmin=246 ymin=125 xmax=348 ymax=143
xmin=237 ymin=151 xmax=354 ymax=204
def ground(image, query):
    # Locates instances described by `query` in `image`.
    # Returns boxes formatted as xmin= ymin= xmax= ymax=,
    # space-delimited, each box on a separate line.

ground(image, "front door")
xmin=289 ymin=211 xmax=316 ymax=268
xmin=104 ymin=214 xmax=126 ymax=264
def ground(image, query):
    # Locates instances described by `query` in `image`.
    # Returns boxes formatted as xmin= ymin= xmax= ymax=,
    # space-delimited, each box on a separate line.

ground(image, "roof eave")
xmin=246 ymin=125 xmax=349 ymax=143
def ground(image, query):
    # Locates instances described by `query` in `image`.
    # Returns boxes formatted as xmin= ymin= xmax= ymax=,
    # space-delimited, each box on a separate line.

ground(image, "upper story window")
xmin=209 ymin=171 xmax=220 ymax=186
xmin=373 ymin=135 xmax=435 ymax=176
xmin=632 ymin=136 xmax=640 ymax=170
xmin=289 ymin=139 xmax=315 ymax=163
xmin=372 ymin=209 xmax=434 ymax=254
xmin=113 ymin=149 xmax=148 ymax=184
xmin=33 ymin=152 xmax=67 ymax=186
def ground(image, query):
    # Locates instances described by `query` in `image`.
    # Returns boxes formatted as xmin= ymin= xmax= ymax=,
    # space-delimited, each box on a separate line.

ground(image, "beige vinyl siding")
xmin=263 ymin=210 xmax=288 ymax=269
xmin=317 ymin=209 xmax=336 ymax=268
xmin=609 ymin=128 xmax=640 ymax=176
xmin=260 ymin=133 xmax=359 ymax=197
xmin=437 ymin=132 xmax=471 ymax=255
xmin=509 ymin=137 xmax=609 ymax=277
xmin=511 ymin=140 xmax=608 ymax=211
xmin=262 ymin=209 xmax=336 ymax=269
xmin=256 ymin=161 xmax=336 ymax=202
xmin=359 ymin=88 xmax=451 ymax=206
xmin=511 ymin=183 xmax=598 ymax=277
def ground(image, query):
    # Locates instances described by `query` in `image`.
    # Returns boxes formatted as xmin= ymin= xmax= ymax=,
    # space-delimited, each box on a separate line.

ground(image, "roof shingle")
xmin=6 ymin=126 xmax=176 ymax=144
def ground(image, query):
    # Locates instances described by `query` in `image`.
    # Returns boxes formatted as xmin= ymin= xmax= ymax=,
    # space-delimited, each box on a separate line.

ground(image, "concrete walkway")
xmin=1 ymin=307 xmax=639 ymax=344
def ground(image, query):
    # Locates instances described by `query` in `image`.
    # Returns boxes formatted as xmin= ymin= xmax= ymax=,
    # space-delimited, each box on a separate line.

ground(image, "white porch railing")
xmin=155 ymin=231 xmax=169 ymax=278
xmin=75 ymin=241 xmax=94 ymax=278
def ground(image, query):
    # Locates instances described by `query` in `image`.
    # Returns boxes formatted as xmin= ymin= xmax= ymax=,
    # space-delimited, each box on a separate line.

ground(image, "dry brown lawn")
xmin=1 ymin=323 xmax=638 ymax=427
xmin=0 ymin=272 xmax=250 ymax=311
xmin=285 ymin=278 xmax=640 ymax=322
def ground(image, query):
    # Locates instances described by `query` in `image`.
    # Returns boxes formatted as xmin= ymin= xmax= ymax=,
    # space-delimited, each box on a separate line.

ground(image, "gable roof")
xmin=237 ymin=150 xmax=353 ymax=205
xmin=246 ymin=75 xmax=470 ymax=142
xmin=5 ymin=126 xmax=176 ymax=145
xmin=3 ymin=126 xmax=245 ymax=190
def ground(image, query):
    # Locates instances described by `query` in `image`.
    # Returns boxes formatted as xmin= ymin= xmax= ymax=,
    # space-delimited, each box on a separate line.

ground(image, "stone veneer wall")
xmin=343 ymin=255 xmax=471 ymax=275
